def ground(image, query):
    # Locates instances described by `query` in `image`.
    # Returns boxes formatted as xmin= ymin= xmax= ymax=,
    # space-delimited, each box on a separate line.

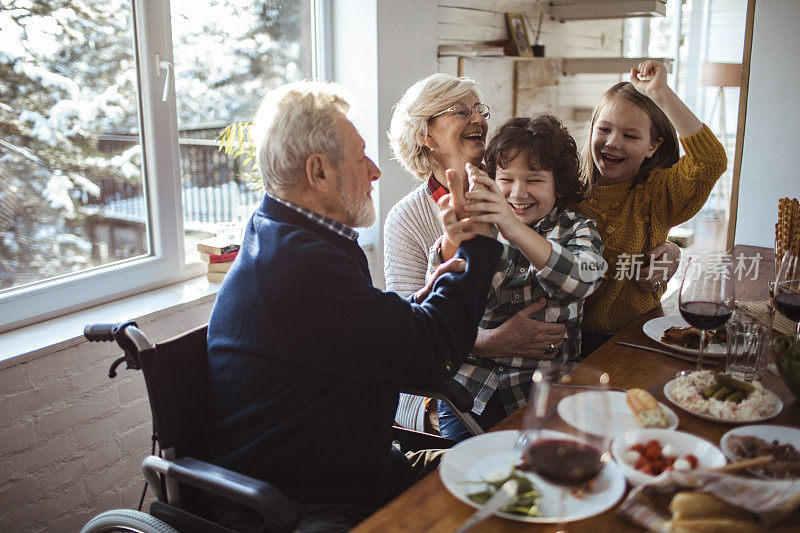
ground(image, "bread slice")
xmin=626 ymin=388 xmax=671 ymax=428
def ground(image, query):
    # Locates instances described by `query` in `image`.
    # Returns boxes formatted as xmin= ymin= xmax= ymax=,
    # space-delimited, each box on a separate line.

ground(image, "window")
xmin=0 ymin=0 xmax=321 ymax=332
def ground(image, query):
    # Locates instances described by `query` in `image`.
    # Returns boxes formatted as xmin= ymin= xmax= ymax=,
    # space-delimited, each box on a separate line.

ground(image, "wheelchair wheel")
xmin=80 ymin=509 xmax=179 ymax=533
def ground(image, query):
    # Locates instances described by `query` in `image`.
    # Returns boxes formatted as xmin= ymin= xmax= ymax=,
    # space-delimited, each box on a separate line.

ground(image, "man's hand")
xmin=412 ymin=257 xmax=466 ymax=303
xmin=445 ymin=168 xmax=470 ymax=220
xmin=439 ymin=167 xmax=494 ymax=260
xmin=472 ymin=298 xmax=566 ymax=360
xmin=636 ymin=241 xmax=681 ymax=293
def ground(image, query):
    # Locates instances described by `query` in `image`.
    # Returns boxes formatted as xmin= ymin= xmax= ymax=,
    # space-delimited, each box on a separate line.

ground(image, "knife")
xmin=614 ymin=341 xmax=719 ymax=365
xmin=453 ymin=479 xmax=518 ymax=533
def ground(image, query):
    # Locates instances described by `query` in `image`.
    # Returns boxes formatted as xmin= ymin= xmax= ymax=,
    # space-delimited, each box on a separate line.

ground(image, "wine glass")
xmin=517 ymin=368 xmax=610 ymax=532
xmin=678 ymin=255 xmax=735 ymax=372
xmin=775 ymin=251 xmax=800 ymax=338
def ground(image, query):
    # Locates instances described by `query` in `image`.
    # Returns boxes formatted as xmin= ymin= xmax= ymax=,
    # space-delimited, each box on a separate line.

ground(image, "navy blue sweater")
xmin=206 ymin=195 xmax=501 ymax=506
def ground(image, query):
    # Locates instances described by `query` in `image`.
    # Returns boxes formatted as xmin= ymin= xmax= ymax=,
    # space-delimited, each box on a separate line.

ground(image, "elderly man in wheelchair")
xmin=81 ymin=81 xmax=500 ymax=533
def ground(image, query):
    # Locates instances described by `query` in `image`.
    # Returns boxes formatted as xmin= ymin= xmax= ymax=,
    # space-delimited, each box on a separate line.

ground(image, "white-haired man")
xmin=205 ymin=81 xmax=502 ymax=531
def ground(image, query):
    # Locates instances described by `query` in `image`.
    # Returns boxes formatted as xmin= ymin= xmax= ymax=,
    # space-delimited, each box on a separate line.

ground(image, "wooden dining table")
xmin=354 ymin=246 xmax=799 ymax=532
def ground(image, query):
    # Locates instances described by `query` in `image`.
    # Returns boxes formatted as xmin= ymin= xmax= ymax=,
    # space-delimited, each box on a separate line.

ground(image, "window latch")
xmin=156 ymin=55 xmax=174 ymax=102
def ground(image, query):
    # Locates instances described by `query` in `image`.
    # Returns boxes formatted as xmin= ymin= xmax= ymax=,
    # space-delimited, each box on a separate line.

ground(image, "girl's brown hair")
xmin=485 ymin=114 xmax=586 ymax=208
xmin=582 ymin=82 xmax=679 ymax=191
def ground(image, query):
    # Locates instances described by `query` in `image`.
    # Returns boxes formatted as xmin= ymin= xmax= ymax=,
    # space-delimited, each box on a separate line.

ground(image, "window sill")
xmin=0 ymin=276 xmax=221 ymax=371
xmin=0 ymin=242 xmax=376 ymax=371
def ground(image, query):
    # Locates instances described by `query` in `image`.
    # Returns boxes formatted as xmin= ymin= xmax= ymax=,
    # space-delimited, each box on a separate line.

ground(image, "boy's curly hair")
xmin=485 ymin=114 xmax=587 ymax=207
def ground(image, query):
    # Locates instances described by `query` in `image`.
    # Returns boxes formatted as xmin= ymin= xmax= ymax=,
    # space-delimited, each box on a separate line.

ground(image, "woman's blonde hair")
xmin=582 ymin=82 xmax=679 ymax=193
xmin=388 ymin=73 xmax=481 ymax=180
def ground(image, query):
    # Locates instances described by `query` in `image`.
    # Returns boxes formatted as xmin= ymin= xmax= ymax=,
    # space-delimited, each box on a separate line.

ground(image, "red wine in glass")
xmin=523 ymin=439 xmax=603 ymax=486
xmin=679 ymin=301 xmax=733 ymax=330
xmin=775 ymin=253 xmax=800 ymax=337
xmin=678 ymin=256 xmax=735 ymax=372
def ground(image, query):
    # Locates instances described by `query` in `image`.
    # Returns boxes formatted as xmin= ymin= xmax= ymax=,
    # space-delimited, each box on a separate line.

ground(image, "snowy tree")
xmin=0 ymin=0 xmax=310 ymax=289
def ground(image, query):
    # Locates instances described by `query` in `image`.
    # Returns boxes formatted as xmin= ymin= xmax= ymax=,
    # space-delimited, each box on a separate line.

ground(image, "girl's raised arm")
xmin=630 ymin=60 xmax=703 ymax=137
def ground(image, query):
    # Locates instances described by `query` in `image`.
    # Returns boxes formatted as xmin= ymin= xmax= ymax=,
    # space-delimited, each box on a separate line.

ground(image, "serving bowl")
xmin=610 ymin=429 xmax=726 ymax=486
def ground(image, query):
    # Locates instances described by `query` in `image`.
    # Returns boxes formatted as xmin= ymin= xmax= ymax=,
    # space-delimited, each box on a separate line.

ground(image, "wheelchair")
xmin=79 ymin=321 xmax=482 ymax=532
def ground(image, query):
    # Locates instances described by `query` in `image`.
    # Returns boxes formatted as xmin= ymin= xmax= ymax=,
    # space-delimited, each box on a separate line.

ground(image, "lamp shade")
xmin=701 ymin=62 xmax=742 ymax=87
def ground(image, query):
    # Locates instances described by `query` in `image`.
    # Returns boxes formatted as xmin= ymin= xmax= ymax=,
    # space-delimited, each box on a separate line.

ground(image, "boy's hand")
xmin=463 ymin=171 xmax=527 ymax=242
xmin=630 ymin=60 xmax=669 ymax=99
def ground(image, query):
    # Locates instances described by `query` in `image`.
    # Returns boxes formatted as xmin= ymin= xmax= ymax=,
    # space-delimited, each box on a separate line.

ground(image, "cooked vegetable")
xmin=702 ymin=383 xmax=722 ymax=399
xmin=715 ymin=373 xmax=755 ymax=394
xmin=712 ymin=386 xmax=734 ymax=400
xmin=465 ymin=467 xmax=540 ymax=517
xmin=725 ymin=390 xmax=747 ymax=404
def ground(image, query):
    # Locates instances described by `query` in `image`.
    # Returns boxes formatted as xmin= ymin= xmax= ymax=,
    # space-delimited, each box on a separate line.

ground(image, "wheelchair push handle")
xmin=83 ymin=321 xmax=153 ymax=378
xmin=83 ymin=323 xmax=117 ymax=342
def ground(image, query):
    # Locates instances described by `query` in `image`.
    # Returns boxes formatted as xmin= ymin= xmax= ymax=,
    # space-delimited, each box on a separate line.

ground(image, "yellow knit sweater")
xmin=573 ymin=125 xmax=727 ymax=333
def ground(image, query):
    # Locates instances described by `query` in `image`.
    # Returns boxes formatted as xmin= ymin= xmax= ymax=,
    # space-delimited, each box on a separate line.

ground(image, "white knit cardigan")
xmin=383 ymin=183 xmax=445 ymax=431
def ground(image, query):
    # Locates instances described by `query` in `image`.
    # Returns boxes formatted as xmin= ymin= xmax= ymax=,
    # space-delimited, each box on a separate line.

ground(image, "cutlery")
xmin=552 ymin=383 xmax=626 ymax=393
xmin=452 ymin=479 xmax=518 ymax=533
xmin=614 ymin=341 xmax=719 ymax=365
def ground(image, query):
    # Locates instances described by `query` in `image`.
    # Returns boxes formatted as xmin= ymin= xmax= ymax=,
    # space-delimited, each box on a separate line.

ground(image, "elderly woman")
xmin=385 ymin=73 xmax=566 ymax=436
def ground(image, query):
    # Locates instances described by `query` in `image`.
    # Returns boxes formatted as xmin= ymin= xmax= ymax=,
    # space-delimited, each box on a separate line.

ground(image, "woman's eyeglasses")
xmin=430 ymin=102 xmax=490 ymax=121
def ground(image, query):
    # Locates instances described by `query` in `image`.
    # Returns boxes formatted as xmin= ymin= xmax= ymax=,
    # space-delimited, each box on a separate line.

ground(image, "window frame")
xmin=0 ymin=0 xmax=325 ymax=334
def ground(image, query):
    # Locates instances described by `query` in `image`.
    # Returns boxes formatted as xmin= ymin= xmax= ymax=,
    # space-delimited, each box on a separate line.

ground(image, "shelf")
xmin=446 ymin=55 xmax=673 ymax=76
xmin=562 ymin=57 xmax=673 ymax=75
xmin=549 ymin=1 xmax=667 ymax=22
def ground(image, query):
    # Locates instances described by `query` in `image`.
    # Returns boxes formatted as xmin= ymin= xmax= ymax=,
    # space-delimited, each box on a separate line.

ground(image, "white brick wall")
xmin=0 ymin=300 xmax=213 ymax=532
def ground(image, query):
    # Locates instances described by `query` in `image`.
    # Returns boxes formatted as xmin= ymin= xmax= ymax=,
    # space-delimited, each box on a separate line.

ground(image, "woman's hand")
xmin=630 ymin=60 xmax=669 ymax=99
xmin=472 ymin=299 xmax=566 ymax=360
xmin=636 ymin=241 xmax=681 ymax=293
xmin=412 ymin=257 xmax=466 ymax=303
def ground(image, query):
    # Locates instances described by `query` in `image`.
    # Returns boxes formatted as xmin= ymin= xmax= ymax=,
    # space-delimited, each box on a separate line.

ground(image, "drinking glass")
xmin=517 ymin=368 xmax=610 ymax=532
xmin=678 ymin=255 xmax=735 ymax=372
xmin=725 ymin=306 xmax=773 ymax=381
xmin=775 ymin=251 xmax=800 ymax=338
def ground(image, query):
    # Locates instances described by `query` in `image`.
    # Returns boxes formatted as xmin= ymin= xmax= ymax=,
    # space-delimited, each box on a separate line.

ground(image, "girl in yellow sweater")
xmin=575 ymin=60 xmax=727 ymax=351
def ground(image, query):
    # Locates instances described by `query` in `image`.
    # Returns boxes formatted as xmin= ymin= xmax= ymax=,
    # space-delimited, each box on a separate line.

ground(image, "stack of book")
xmin=197 ymin=237 xmax=241 ymax=283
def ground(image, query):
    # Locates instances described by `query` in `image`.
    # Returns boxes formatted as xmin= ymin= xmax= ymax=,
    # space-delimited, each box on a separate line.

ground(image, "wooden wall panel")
xmin=436 ymin=0 xmax=627 ymax=141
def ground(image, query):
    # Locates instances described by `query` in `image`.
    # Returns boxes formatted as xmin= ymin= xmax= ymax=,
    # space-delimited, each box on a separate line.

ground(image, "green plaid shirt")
xmin=428 ymin=207 xmax=605 ymax=416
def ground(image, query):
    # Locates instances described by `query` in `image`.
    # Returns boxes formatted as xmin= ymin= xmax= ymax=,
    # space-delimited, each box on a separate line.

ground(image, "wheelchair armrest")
xmin=399 ymin=378 xmax=474 ymax=413
xmin=398 ymin=378 xmax=484 ymax=436
xmin=142 ymin=455 xmax=297 ymax=531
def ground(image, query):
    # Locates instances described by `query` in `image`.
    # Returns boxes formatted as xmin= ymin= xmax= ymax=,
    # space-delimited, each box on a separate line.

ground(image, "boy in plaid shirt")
xmin=430 ymin=115 xmax=606 ymax=441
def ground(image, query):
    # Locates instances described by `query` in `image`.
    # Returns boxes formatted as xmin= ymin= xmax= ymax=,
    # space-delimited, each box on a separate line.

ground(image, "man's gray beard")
xmin=338 ymin=185 xmax=376 ymax=228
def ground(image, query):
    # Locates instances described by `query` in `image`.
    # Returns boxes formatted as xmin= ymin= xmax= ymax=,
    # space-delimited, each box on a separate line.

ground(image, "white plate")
xmin=663 ymin=378 xmax=783 ymax=424
xmin=440 ymin=430 xmax=626 ymax=523
xmin=642 ymin=316 xmax=727 ymax=357
xmin=557 ymin=390 xmax=678 ymax=439
xmin=611 ymin=429 xmax=726 ymax=486
xmin=720 ymin=424 xmax=800 ymax=462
